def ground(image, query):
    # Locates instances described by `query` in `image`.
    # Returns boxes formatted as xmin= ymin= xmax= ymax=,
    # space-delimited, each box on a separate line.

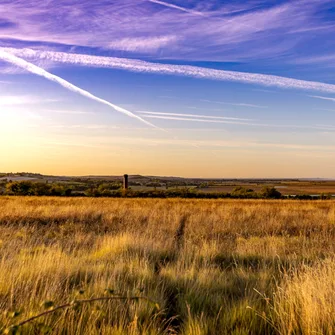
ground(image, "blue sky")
xmin=0 ymin=0 xmax=335 ymax=177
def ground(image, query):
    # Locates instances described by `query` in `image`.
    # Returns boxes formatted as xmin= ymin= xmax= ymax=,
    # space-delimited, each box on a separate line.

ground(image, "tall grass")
xmin=0 ymin=197 xmax=334 ymax=334
xmin=273 ymin=259 xmax=335 ymax=335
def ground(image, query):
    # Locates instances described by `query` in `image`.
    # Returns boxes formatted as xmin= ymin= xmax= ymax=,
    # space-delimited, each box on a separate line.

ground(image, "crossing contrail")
xmin=0 ymin=49 xmax=161 ymax=130
xmin=148 ymin=0 xmax=205 ymax=16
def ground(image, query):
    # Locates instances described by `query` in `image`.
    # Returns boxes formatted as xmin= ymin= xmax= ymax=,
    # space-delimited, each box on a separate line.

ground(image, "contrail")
xmin=309 ymin=95 xmax=335 ymax=102
xmin=0 ymin=49 xmax=161 ymax=130
xmin=141 ymin=114 xmax=335 ymax=131
xmin=148 ymin=0 xmax=205 ymax=16
xmin=142 ymin=114 xmax=252 ymax=125
xmin=200 ymin=99 xmax=267 ymax=108
xmin=137 ymin=111 xmax=252 ymax=121
xmin=5 ymin=48 xmax=335 ymax=94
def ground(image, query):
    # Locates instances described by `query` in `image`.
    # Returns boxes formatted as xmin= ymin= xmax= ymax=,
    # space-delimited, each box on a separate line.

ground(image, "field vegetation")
xmin=1 ymin=180 xmax=284 ymax=199
xmin=0 ymin=197 xmax=335 ymax=334
xmin=1 ymin=174 xmax=335 ymax=199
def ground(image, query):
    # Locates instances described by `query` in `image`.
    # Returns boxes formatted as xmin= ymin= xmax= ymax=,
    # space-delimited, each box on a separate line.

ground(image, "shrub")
xmin=231 ymin=186 xmax=257 ymax=198
xmin=259 ymin=186 xmax=282 ymax=199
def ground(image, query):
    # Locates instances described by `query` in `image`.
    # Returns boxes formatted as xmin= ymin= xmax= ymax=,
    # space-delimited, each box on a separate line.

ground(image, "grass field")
xmin=1 ymin=197 xmax=335 ymax=334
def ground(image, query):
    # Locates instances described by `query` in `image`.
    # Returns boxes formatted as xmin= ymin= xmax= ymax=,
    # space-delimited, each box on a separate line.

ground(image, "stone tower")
xmin=123 ymin=174 xmax=129 ymax=190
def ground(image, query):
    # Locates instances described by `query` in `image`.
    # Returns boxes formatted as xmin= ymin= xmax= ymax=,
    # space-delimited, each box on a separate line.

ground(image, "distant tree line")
xmin=5 ymin=181 xmax=72 ymax=196
xmin=1 ymin=181 xmax=333 ymax=200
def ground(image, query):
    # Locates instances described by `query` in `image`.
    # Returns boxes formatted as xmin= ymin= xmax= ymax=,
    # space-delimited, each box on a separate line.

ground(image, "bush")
xmin=6 ymin=181 xmax=35 ymax=195
xmin=6 ymin=181 xmax=72 ymax=196
xmin=231 ymin=186 xmax=257 ymax=198
xmin=259 ymin=186 xmax=282 ymax=199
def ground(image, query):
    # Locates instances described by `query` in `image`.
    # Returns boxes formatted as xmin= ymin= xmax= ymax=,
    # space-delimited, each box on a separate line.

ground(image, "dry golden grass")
xmin=273 ymin=259 xmax=335 ymax=335
xmin=0 ymin=197 xmax=335 ymax=334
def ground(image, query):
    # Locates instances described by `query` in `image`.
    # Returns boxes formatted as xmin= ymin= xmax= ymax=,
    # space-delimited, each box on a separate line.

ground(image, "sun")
xmin=0 ymin=106 xmax=35 ymax=131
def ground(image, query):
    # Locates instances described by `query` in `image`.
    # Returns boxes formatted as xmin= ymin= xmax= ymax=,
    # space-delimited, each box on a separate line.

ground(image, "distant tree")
xmin=64 ymin=188 xmax=72 ymax=197
xmin=50 ymin=185 xmax=63 ymax=196
xmin=231 ymin=186 xmax=256 ymax=198
xmin=6 ymin=181 xmax=34 ymax=195
xmin=259 ymin=186 xmax=282 ymax=199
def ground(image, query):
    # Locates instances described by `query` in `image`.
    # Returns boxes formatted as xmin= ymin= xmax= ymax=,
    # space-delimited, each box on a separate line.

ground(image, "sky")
xmin=0 ymin=0 xmax=335 ymax=178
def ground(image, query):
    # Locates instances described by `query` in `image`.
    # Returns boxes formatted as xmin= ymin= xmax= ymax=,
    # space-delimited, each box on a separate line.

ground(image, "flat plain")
xmin=1 ymin=197 xmax=335 ymax=334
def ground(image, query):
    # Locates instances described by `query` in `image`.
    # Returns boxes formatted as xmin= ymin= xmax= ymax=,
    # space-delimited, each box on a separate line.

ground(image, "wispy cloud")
xmin=158 ymin=96 xmax=267 ymax=108
xmin=289 ymin=24 xmax=335 ymax=34
xmin=200 ymin=99 xmax=267 ymax=108
xmin=158 ymin=95 xmax=178 ymax=99
xmin=309 ymin=95 xmax=335 ymax=102
xmin=137 ymin=111 xmax=252 ymax=121
xmin=186 ymin=106 xmax=223 ymax=112
xmin=252 ymin=88 xmax=277 ymax=94
xmin=49 ymin=124 xmax=111 ymax=130
xmin=316 ymin=108 xmax=335 ymax=112
xmin=106 ymin=35 xmax=179 ymax=52
xmin=16 ymin=136 xmax=335 ymax=155
xmin=293 ymin=54 xmax=335 ymax=65
xmin=42 ymin=109 xmax=93 ymax=115
xmin=141 ymin=114 xmax=253 ymax=126
xmin=1 ymin=0 xmax=335 ymax=62
xmin=139 ymin=112 xmax=335 ymax=132
xmin=6 ymin=48 xmax=335 ymax=94
xmin=54 ymin=135 xmax=335 ymax=153
xmin=48 ymin=124 xmax=147 ymax=131
xmin=0 ymin=49 xmax=161 ymax=129
xmin=0 ymin=95 xmax=56 ymax=105
xmin=316 ymin=124 xmax=335 ymax=129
